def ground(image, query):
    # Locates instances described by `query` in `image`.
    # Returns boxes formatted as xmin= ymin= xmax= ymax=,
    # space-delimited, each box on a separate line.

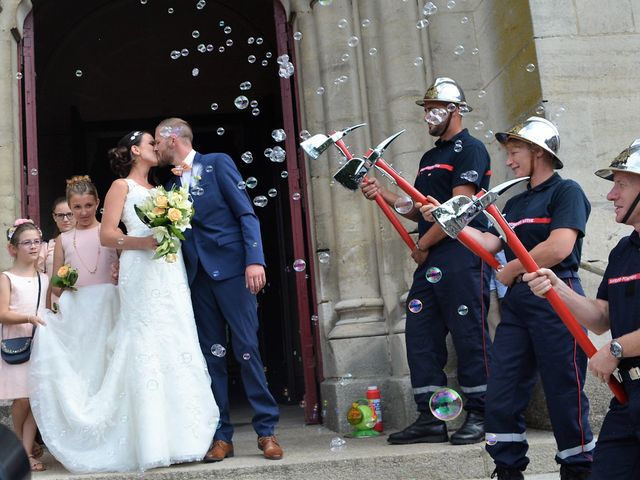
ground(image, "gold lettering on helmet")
xmin=611 ymin=148 xmax=630 ymax=168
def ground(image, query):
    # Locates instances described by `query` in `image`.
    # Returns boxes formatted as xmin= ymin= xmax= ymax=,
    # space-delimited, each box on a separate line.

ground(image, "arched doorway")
xmin=20 ymin=0 xmax=321 ymax=422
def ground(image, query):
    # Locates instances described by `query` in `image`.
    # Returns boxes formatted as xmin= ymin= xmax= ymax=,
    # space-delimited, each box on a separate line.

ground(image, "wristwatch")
xmin=610 ymin=339 xmax=624 ymax=359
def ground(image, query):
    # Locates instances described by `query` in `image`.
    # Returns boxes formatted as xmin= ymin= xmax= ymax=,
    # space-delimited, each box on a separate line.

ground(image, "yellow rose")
xmin=57 ymin=265 xmax=70 ymax=279
xmin=167 ymin=208 xmax=182 ymax=222
xmin=154 ymin=195 xmax=169 ymax=208
xmin=152 ymin=207 xmax=166 ymax=216
xmin=165 ymin=253 xmax=177 ymax=263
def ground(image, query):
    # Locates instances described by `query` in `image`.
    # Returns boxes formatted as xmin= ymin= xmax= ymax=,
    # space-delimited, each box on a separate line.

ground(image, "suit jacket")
xmin=168 ymin=152 xmax=265 ymax=285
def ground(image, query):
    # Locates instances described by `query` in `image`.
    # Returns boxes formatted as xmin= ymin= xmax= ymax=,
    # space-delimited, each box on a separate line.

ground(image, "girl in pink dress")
xmin=0 ymin=220 xmax=48 ymax=472
xmin=51 ymin=176 xmax=119 ymax=294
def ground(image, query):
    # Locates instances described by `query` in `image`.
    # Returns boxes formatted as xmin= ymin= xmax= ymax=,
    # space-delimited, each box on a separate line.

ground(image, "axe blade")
xmin=332 ymin=158 xmax=369 ymax=191
xmin=300 ymin=133 xmax=333 ymax=159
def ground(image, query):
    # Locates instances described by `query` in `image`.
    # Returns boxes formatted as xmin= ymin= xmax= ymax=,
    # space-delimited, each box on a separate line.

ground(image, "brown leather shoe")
xmin=257 ymin=435 xmax=283 ymax=460
xmin=203 ymin=439 xmax=234 ymax=463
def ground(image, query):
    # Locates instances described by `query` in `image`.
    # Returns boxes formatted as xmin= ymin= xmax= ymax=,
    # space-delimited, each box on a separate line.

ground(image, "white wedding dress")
xmin=30 ymin=179 xmax=218 ymax=473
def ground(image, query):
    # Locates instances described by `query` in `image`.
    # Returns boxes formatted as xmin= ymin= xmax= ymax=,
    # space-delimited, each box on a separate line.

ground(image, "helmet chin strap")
xmin=622 ymin=189 xmax=640 ymax=224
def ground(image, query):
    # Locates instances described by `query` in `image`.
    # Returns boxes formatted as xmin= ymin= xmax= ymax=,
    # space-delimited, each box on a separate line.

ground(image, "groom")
xmin=154 ymin=118 xmax=282 ymax=461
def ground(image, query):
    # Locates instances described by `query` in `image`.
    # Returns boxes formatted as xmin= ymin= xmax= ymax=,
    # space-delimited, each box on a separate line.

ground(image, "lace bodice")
xmin=121 ymin=179 xmax=154 ymax=236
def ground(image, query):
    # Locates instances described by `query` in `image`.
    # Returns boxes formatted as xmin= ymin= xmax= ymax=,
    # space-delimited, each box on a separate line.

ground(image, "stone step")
xmin=28 ymin=406 xmax=561 ymax=480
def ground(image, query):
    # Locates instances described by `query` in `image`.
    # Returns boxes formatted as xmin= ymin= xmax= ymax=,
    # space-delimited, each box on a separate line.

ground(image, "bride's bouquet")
xmin=51 ymin=264 xmax=78 ymax=290
xmin=134 ymin=185 xmax=194 ymax=263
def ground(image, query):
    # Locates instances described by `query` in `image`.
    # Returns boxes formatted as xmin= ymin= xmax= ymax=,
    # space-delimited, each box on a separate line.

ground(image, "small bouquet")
xmin=134 ymin=185 xmax=194 ymax=263
xmin=51 ymin=264 xmax=79 ymax=291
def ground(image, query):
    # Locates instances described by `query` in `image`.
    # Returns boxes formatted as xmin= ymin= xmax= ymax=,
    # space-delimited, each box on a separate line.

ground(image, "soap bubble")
xmin=526 ymin=63 xmax=536 ymax=72
xmin=253 ymin=196 xmax=268 ymax=208
xmin=426 ymin=267 xmax=443 ymax=283
xmin=293 ymin=259 xmax=307 ymax=272
xmin=454 ymin=45 xmax=465 ymax=55
xmin=272 ymin=129 xmax=287 ymax=142
xmin=417 ymin=19 xmax=429 ymax=29
xmin=211 ymin=344 xmax=226 ymax=357
xmin=234 ymin=95 xmax=249 ymax=109
xmin=457 ymin=305 xmax=469 ymax=316
xmin=299 ymin=130 xmax=311 ymax=140
xmin=348 ymin=36 xmax=359 ymax=47
xmin=394 ymin=196 xmax=414 ymax=214
xmin=423 ymin=2 xmax=437 ymax=16
xmin=429 ymin=388 xmax=463 ymax=421
xmin=408 ymin=299 xmax=423 ymax=314
xmin=241 ymin=151 xmax=254 ymax=164
xmin=293 ymin=32 xmax=303 ymax=41
xmin=330 ymin=437 xmax=346 ymax=452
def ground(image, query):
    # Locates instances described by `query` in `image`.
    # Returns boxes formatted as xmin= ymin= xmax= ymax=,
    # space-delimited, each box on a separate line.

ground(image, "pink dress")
xmin=0 ymin=272 xmax=48 ymax=400
xmin=59 ymin=226 xmax=118 ymax=286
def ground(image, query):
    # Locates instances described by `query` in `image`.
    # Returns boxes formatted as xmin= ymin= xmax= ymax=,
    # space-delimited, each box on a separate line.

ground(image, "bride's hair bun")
xmin=108 ymin=130 xmax=148 ymax=178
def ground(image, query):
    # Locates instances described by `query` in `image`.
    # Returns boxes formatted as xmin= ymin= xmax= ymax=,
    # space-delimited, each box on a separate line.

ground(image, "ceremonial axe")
xmin=431 ymin=181 xmax=628 ymax=404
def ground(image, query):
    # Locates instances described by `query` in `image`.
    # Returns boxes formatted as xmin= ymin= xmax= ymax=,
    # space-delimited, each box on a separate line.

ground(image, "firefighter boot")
xmin=560 ymin=465 xmax=591 ymax=480
xmin=387 ymin=412 xmax=448 ymax=444
xmin=490 ymin=467 xmax=524 ymax=480
xmin=450 ymin=411 xmax=485 ymax=445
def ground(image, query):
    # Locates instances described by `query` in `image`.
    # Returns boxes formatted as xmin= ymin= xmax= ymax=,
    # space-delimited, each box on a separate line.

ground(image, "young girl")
xmin=51 ymin=176 xmax=118 ymax=297
xmin=0 ymin=220 xmax=48 ymax=472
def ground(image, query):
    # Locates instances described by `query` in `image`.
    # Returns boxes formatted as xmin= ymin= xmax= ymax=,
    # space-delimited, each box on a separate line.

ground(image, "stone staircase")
xmin=0 ymin=405 xmax=565 ymax=480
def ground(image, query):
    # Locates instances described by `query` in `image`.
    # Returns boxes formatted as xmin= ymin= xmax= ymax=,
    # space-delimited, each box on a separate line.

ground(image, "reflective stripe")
xmin=608 ymin=272 xmax=640 ymax=285
xmin=419 ymin=164 xmax=454 ymax=174
xmin=508 ymin=217 xmax=551 ymax=229
xmin=486 ymin=432 xmax=527 ymax=443
xmin=459 ymin=384 xmax=487 ymax=394
xmin=412 ymin=385 xmax=444 ymax=395
xmin=556 ymin=439 xmax=596 ymax=460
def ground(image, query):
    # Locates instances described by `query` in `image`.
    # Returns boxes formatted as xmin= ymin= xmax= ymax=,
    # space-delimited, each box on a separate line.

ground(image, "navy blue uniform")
xmin=485 ymin=173 xmax=594 ymax=471
xmin=408 ymin=128 xmax=492 ymax=414
xmin=590 ymin=231 xmax=640 ymax=479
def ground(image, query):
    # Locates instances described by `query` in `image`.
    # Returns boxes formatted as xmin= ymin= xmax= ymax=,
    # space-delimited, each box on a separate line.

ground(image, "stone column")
xmin=294 ymin=0 xmax=392 ymax=432
xmin=0 ymin=0 xmax=28 ymax=270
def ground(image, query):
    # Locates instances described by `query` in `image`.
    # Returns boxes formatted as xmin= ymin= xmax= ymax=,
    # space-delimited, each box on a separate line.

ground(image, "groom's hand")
xmin=246 ymin=264 xmax=266 ymax=294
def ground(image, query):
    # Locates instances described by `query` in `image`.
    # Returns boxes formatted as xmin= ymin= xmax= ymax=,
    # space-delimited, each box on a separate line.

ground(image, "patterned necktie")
xmin=171 ymin=162 xmax=192 ymax=176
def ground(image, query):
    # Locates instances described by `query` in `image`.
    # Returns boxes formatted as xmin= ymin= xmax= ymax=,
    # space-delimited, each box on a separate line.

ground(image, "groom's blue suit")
xmin=169 ymin=151 xmax=279 ymax=442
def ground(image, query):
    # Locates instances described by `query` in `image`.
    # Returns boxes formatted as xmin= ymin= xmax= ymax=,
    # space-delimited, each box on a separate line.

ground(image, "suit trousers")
xmin=190 ymin=263 xmax=279 ymax=441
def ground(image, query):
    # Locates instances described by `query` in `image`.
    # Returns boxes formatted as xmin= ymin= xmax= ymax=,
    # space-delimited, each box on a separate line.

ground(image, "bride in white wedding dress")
xmin=29 ymin=131 xmax=218 ymax=474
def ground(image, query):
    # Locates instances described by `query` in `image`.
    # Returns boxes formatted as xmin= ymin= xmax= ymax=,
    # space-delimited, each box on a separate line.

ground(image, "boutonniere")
xmin=190 ymin=163 xmax=203 ymax=188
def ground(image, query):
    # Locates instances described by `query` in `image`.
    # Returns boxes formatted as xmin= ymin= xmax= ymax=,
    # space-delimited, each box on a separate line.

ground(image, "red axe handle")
xmin=483 ymin=202 xmax=627 ymax=404
xmin=375 ymin=159 xmax=501 ymax=270
xmin=334 ymin=140 xmax=417 ymax=250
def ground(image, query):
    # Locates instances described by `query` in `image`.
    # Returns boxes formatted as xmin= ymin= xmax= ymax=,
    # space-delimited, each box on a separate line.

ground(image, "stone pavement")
xmin=32 ymin=404 xmax=562 ymax=480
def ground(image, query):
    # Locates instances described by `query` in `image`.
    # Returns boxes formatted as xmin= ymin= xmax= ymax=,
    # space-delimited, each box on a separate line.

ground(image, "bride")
xmin=29 ymin=130 xmax=218 ymax=473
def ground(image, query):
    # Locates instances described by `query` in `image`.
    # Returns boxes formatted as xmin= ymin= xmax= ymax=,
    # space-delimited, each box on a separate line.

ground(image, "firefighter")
xmin=421 ymin=116 xmax=594 ymax=479
xmin=526 ymin=138 xmax=640 ymax=480
xmin=362 ymin=77 xmax=492 ymax=445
